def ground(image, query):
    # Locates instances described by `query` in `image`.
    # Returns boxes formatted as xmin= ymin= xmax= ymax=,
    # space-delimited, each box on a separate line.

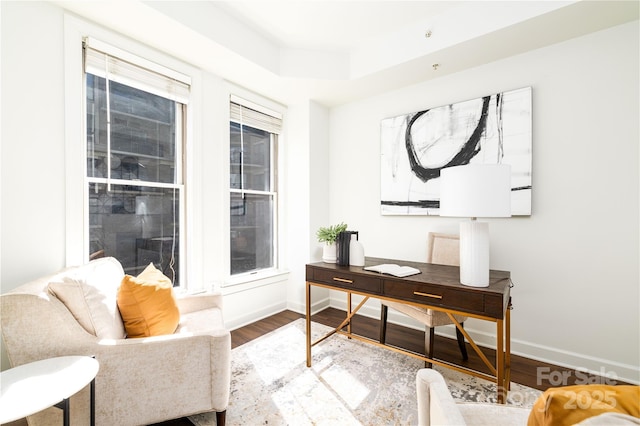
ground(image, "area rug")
xmin=189 ymin=319 xmax=541 ymax=425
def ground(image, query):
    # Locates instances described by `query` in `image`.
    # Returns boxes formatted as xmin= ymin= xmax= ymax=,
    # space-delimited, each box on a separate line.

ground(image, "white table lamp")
xmin=439 ymin=164 xmax=511 ymax=287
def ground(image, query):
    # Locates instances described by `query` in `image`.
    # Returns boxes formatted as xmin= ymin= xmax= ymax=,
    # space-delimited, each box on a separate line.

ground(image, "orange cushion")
xmin=117 ymin=263 xmax=180 ymax=338
xmin=527 ymin=385 xmax=640 ymax=426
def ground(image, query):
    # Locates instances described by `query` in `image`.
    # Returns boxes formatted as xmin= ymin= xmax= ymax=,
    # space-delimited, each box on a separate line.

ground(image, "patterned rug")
xmin=189 ymin=319 xmax=541 ymax=425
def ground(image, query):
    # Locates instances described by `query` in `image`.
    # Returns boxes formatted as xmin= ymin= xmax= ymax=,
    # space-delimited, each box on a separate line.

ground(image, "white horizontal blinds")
xmin=230 ymin=98 xmax=283 ymax=135
xmin=83 ymin=37 xmax=190 ymax=104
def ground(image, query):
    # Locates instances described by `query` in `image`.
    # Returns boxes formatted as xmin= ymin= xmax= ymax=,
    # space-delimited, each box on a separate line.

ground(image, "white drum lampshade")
xmin=439 ymin=164 xmax=511 ymax=287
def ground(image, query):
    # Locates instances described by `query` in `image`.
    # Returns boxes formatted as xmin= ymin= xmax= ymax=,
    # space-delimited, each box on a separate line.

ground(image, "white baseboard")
xmin=510 ymin=339 xmax=640 ymax=386
xmin=287 ymin=295 xmax=330 ymax=316
xmin=226 ymin=295 xmax=330 ymax=331
xmin=225 ymin=300 xmax=288 ymax=331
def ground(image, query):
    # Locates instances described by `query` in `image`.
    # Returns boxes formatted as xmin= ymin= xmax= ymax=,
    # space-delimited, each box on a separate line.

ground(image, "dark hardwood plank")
xmin=231 ymin=310 xmax=302 ymax=348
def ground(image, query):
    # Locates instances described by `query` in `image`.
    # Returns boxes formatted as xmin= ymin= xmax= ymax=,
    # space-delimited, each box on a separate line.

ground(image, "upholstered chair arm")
xmin=0 ymin=293 xmax=100 ymax=366
xmin=171 ymin=302 xmax=232 ymax=413
xmin=90 ymin=331 xmax=230 ymax=425
xmin=416 ymin=368 xmax=466 ymax=426
xmin=20 ymin=331 xmax=230 ymax=426
xmin=176 ymin=292 xmax=224 ymax=314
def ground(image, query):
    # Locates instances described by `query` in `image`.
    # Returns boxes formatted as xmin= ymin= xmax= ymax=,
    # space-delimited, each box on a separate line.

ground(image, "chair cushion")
xmin=117 ymin=263 xmax=180 ymax=338
xmin=48 ymin=257 xmax=126 ymax=339
xmin=459 ymin=403 xmax=530 ymax=426
xmin=527 ymin=385 xmax=640 ymax=426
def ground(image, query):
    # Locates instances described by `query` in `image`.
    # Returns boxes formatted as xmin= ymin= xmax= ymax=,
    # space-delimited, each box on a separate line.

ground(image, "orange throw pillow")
xmin=527 ymin=384 xmax=640 ymax=426
xmin=117 ymin=263 xmax=180 ymax=338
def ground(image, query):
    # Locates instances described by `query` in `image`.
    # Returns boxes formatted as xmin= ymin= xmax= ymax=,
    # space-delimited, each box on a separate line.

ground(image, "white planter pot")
xmin=322 ymin=242 xmax=337 ymax=263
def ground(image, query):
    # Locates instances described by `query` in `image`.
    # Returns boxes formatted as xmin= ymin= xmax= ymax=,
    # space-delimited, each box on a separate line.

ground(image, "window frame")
xmin=83 ymin=40 xmax=189 ymax=285
xmin=64 ymin=15 xmax=204 ymax=291
xmin=226 ymin=95 xmax=284 ymax=285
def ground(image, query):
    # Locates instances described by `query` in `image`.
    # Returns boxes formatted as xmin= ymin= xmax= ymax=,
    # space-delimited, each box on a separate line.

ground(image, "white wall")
xmin=1 ymin=2 xmax=67 ymax=285
xmin=1 ymin=0 xmax=68 ymax=371
xmin=285 ymin=100 xmax=332 ymax=315
xmin=327 ymin=21 xmax=639 ymax=383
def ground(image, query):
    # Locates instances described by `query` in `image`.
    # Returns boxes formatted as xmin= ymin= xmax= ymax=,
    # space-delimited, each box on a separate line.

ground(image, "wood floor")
xmin=151 ymin=307 xmax=626 ymax=426
xmin=231 ymin=307 xmax=628 ymax=391
xmin=8 ymin=308 xmax=624 ymax=426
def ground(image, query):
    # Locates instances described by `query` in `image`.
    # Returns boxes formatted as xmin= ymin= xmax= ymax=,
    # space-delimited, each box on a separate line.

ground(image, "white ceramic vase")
xmin=322 ymin=242 xmax=337 ymax=263
xmin=349 ymin=235 xmax=365 ymax=266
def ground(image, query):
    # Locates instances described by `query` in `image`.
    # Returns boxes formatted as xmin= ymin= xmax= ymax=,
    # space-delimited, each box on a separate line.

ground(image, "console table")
xmin=305 ymin=257 xmax=512 ymax=403
xmin=0 ymin=356 xmax=99 ymax=425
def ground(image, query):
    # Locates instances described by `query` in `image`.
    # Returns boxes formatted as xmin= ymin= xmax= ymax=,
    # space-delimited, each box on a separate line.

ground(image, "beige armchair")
xmin=1 ymin=257 xmax=230 ymax=426
xmin=380 ymin=233 xmax=468 ymax=366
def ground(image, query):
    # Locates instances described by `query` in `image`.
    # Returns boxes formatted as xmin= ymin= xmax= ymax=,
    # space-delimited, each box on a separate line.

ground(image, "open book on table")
xmin=364 ymin=264 xmax=421 ymax=278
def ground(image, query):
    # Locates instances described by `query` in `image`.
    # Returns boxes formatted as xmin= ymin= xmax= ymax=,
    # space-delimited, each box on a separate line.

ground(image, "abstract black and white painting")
xmin=380 ymin=87 xmax=532 ymax=216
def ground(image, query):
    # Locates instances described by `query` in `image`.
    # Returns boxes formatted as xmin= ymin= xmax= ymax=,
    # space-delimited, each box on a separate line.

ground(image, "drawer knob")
xmin=413 ymin=291 xmax=442 ymax=299
xmin=333 ymin=277 xmax=353 ymax=284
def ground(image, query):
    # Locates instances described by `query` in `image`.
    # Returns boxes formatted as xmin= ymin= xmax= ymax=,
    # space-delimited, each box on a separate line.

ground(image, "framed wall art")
xmin=380 ymin=87 xmax=532 ymax=216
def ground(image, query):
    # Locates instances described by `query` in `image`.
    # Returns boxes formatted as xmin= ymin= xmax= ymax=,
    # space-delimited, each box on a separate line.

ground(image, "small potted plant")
xmin=317 ymin=222 xmax=347 ymax=263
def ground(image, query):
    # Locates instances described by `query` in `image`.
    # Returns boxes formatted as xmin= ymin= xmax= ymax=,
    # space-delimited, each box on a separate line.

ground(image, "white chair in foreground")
xmin=417 ymin=369 xmax=640 ymax=426
xmin=416 ymin=368 xmax=530 ymax=426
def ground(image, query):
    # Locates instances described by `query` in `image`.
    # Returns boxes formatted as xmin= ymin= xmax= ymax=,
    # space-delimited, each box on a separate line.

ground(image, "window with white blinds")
xmin=229 ymin=98 xmax=281 ymax=277
xmin=229 ymin=100 xmax=282 ymax=134
xmin=83 ymin=38 xmax=189 ymax=286
xmin=84 ymin=37 xmax=190 ymax=103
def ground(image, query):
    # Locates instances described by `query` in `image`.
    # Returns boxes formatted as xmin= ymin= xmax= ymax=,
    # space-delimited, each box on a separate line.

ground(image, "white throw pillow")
xmin=48 ymin=257 xmax=126 ymax=339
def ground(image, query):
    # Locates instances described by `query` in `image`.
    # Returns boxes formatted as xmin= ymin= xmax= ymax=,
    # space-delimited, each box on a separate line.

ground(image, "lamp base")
xmin=459 ymin=220 xmax=490 ymax=287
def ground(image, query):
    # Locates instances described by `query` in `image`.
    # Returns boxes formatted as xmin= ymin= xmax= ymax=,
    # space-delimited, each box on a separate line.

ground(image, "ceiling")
xmin=58 ymin=1 xmax=639 ymax=107
xmin=213 ymin=1 xmax=462 ymax=52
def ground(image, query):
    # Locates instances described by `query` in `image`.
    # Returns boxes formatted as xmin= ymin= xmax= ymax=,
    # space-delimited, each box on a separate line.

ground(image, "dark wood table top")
xmin=306 ymin=256 xmax=511 ymax=319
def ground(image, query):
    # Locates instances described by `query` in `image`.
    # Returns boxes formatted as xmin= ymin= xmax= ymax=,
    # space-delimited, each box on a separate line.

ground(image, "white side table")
xmin=0 ymin=356 xmax=99 ymax=425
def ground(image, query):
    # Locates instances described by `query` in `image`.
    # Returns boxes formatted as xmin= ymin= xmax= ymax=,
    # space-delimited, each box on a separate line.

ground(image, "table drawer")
xmin=310 ymin=268 xmax=382 ymax=294
xmin=383 ymin=280 xmax=484 ymax=313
